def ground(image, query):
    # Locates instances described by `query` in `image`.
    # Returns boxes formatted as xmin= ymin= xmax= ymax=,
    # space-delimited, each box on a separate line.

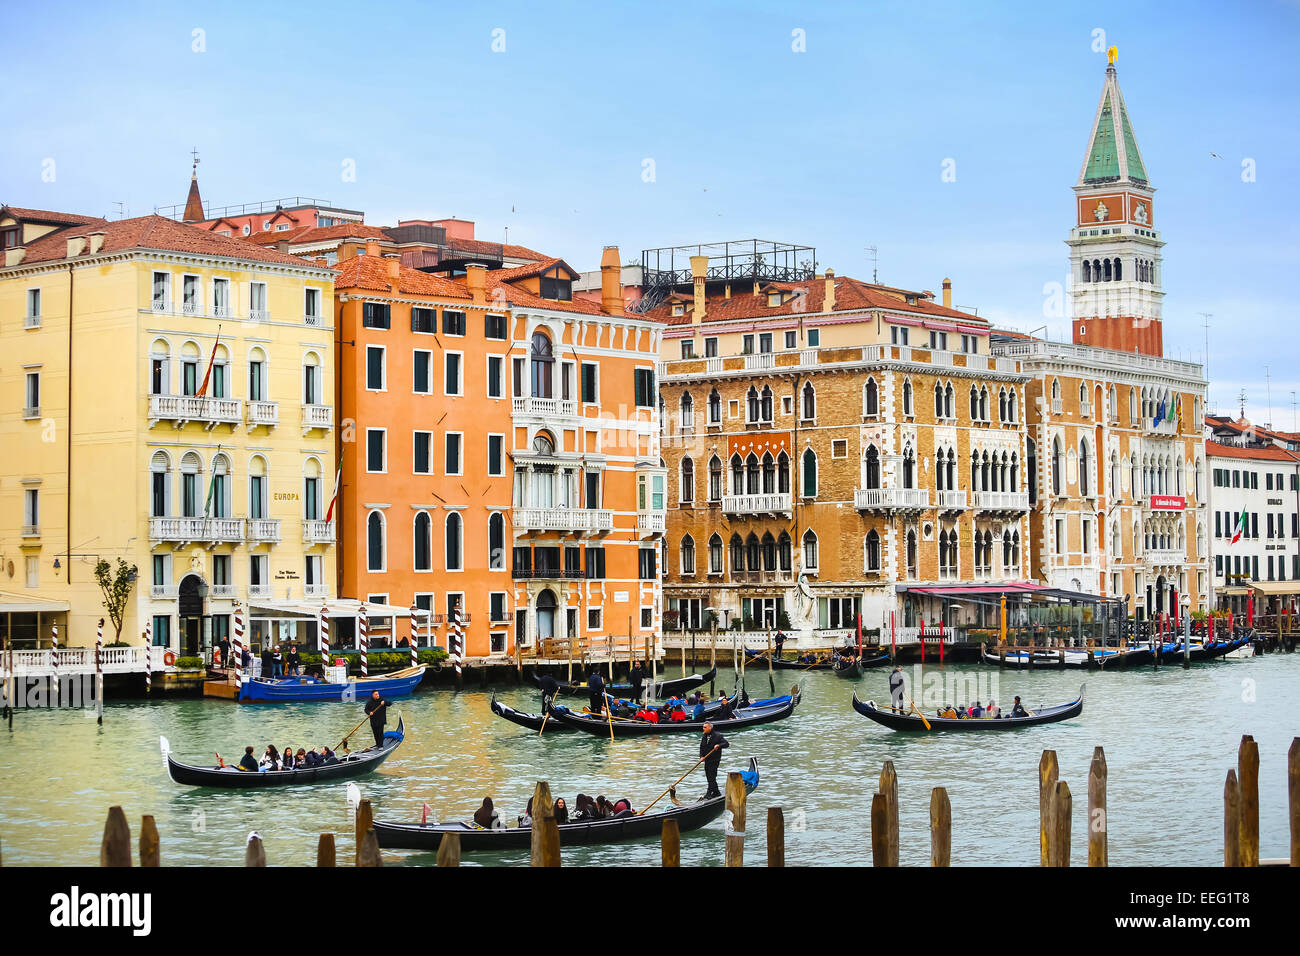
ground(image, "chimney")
xmin=277 ymin=240 xmax=290 ymax=253
xmin=385 ymin=255 xmax=402 ymax=288
xmin=822 ymin=269 xmax=836 ymax=313
xmin=600 ymin=245 xmax=622 ymax=315
xmin=942 ymin=277 xmax=952 ymax=309
xmin=364 ymin=239 xmax=381 ymax=257
xmin=87 ymin=232 xmax=105 ymax=254
xmin=5 ymin=248 xmax=26 ymax=267
xmin=690 ymin=255 xmax=708 ymax=323
xmin=466 ymin=263 xmax=487 ymax=304
xmin=66 ymin=236 xmax=86 ymax=258
xmin=724 ymin=283 xmax=731 ymax=299
xmin=314 ymin=257 xmax=329 ymax=268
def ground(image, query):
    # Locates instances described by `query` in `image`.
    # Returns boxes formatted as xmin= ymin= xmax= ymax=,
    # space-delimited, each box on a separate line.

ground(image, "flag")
xmin=204 ymin=446 xmax=222 ymax=518
xmin=195 ymin=326 xmax=222 ymax=398
xmin=324 ymin=450 xmax=343 ymax=522
xmin=1174 ymin=394 xmax=1182 ymax=431
xmin=1230 ymin=507 xmax=1248 ymax=545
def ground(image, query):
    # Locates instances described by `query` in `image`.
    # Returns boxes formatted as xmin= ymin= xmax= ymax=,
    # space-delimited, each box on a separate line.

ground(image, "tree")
xmin=94 ymin=558 xmax=137 ymax=644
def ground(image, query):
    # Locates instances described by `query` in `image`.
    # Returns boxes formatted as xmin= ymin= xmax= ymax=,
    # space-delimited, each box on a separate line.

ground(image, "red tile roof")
xmin=11 ymin=214 xmax=328 ymax=268
xmin=243 ymin=223 xmax=390 ymax=246
xmin=1205 ymin=440 xmax=1300 ymax=463
xmin=333 ymin=255 xmax=470 ymax=298
xmin=489 ymin=257 xmax=574 ymax=283
xmin=1 ymin=205 xmax=104 ymax=227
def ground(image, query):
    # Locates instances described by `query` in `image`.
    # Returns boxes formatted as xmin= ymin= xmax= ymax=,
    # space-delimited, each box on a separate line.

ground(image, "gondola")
xmin=491 ymin=692 xmax=791 ymax=733
xmin=852 ymin=688 xmax=1083 ymax=731
xmin=547 ymin=687 xmax=801 ymax=737
xmin=981 ymin=646 xmax=1150 ymax=669
xmin=238 ymin=665 xmax=426 ymax=703
xmin=529 ymin=667 xmax=716 ymax=699
xmin=832 ymin=658 xmax=863 ymax=679
xmin=745 ymin=648 xmax=889 ymax=671
xmin=1150 ymin=635 xmax=1252 ymax=663
xmin=165 ymin=717 xmax=405 ymax=787
xmin=373 ymin=757 xmax=759 ymax=852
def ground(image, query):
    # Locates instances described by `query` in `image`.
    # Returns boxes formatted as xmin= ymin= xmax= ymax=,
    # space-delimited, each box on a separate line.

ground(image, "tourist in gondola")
xmin=473 ymin=798 xmax=505 ymax=829
xmin=699 ymin=722 xmax=730 ymax=799
xmin=691 ymin=693 xmax=707 ymax=721
xmin=970 ymin=701 xmax=985 ymax=718
xmin=572 ymin=794 xmax=594 ymax=820
xmin=716 ymin=693 xmax=735 ymax=720
xmin=295 ymin=748 xmax=309 ymax=766
xmin=629 ymin=660 xmax=645 ymax=702
xmin=587 ymin=670 xmax=606 ymax=714
xmin=553 ymin=797 xmax=569 ymax=824
xmin=986 ymin=700 xmax=1001 ymax=718
xmin=260 ymin=745 xmax=280 ymax=771
xmin=519 ymin=796 xmax=534 ymax=828
xmin=238 ymin=746 xmax=259 ymax=772
xmin=365 ymin=690 xmax=389 ymax=747
xmin=281 ymin=744 xmax=296 ymax=770
xmin=595 ymin=795 xmax=614 ymax=818
xmin=889 ymin=665 xmax=905 ymax=710
xmin=611 ymin=798 xmax=635 ymax=817
xmin=1011 ymin=696 xmax=1029 ymax=717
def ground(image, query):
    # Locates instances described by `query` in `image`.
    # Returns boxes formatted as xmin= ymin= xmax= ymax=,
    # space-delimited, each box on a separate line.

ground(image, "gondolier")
xmin=365 ymin=690 xmax=389 ymax=747
xmin=587 ymin=669 xmax=606 ymax=714
xmin=774 ymin=630 xmax=786 ymax=658
xmin=629 ymin=661 xmax=645 ymax=702
xmin=537 ymin=673 xmax=560 ymax=709
xmin=889 ymin=665 xmax=905 ymax=709
xmin=700 ymin=722 xmax=729 ymax=799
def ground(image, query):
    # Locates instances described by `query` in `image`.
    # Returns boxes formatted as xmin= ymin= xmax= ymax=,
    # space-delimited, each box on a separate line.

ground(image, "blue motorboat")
xmin=238 ymin=665 xmax=426 ymax=703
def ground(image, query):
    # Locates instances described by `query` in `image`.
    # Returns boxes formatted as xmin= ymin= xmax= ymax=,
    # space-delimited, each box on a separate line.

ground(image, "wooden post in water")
xmin=100 ymin=806 xmax=131 ymax=867
xmin=1039 ymin=750 xmax=1058 ymax=866
xmin=930 ymin=787 xmax=951 ymax=867
xmin=870 ymin=792 xmax=888 ymax=866
xmin=661 ymin=818 xmax=680 ymax=867
xmin=140 ymin=815 xmax=160 ymax=867
xmin=1288 ymin=738 xmax=1299 ymax=867
xmin=357 ymin=830 xmax=383 ymax=867
xmin=436 ymin=832 xmax=461 ymax=867
xmin=710 ymin=625 xmax=717 ymax=694
xmin=316 ymin=833 xmax=336 ymax=867
xmin=245 ymin=833 xmax=266 ymax=867
xmin=724 ymin=771 xmax=746 ymax=867
xmin=1238 ymin=734 xmax=1259 ymax=867
xmin=530 ymin=781 xmax=561 ymax=867
xmin=1088 ymin=746 xmax=1107 ymax=867
xmin=1050 ymin=781 xmax=1071 ymax=866
xmin=1224 ymin=769 xmax=1241 ymax=867
xmin=355 ymin=799 xmax=373 ymax=866
xmin=767 ymin=807 xmax=785 ymax=867
xmin=879 ymin=760 xmax=899 ymax=866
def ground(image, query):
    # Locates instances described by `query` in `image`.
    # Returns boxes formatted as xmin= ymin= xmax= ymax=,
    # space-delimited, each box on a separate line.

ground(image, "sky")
xmin=2 ymin=0 xmax=1298 ymax=423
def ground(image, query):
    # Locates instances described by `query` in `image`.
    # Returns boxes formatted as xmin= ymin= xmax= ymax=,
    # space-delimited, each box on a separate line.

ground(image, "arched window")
xmin=730 ymin=454 xmax=743 ymax=495
xmin=680 ymin=535 xmax=696 ymax=575
xmin=1010 ymin=452 xmax=1019 ymax=492
xmin=367 ymin=511 xmax=385 ymax=571
xmin=708 ymin=388 xmax=721 ymax=424
xmin=944 ymin=383 xmax=954 ymax=418
xmin=802 ymin=530 xmax=818 ymax=571
xmin=1052 ymin=437 xmax=1062 ymax=496
xmin=778 ymin=532 xmax=792 ymax=571
xmin=902 ymin=379 xmax=913 ymax=416
xmin=746 ymin=533 xmax=761 ymax=571
xmin=149 ymin=339 xmax=171 ymax=396
xmin=489 ymin=512 xmax=505 ymax=569
xmin=1083 ymin=260 xmax=1092 ymax=283
xmin=1079 ymin=439 xmax=1091 ymax=497
xmin=979 ymin=387 xmax=989 ymax=421
xmin=761 ymin=453 xmax=776 ymax=494
xmin=946 ymin=448 xmax=957 ymax=491
xmin=730 ymin=534 xmax=744 ymax=571
xmin=247 ymin=455 xmax=267 ymax=520
xmin=761 ymin=532 xmax=777 ymax=571
xmin=745 ymin=454 xmax=760 ymax=495
xmin=1051 ymin=378 xmax=1061 ymax=401
xmin=708 ymin=456 xmax=722 ymax=501
xmin=302 ymin=351 xmax=321 ymax=405
xmin=906 ymin=530 xmax=918 ymax=579
xmin=759 ymin=386 xmax=773 ymax=422
xmin=680 ymin=456 xmax=695 ymax=503
xmin=902 ymin=444 xmax=915 ymax=489
xmin=1103 ymin=258 xmax=1112 ymax=282
xmin=709 ymin=533 xmax=723 ymax=573
xmin=530 ymin=331 xmax=554 ymax=398
xmin=1114 ymin=258 xmax=1122 ymax=281
xmin=303 ymin=457 xmax=323 ymax=521
xmin=970 ymin=386 xmax=979 ymax=420
xmin=746 ymin=387 xmax=759 ymax=423
xmin=934 ymin=383 xmax=944 ymax=418
xmin=1008 ymin=389 xmax=1017 ymax=422
xmin=679 ymin=392 xmax=694 ymax=434
xmin=865 ymin=530 xmax=881 ymax=572
xmin=414 ymin=511 xmax=432 ymax=571
xmin=150 ymin=451 xmax=171 ymax=517
xmin=1003 ymin=530 xmax=1012 ymax=568
xmin=802 ymin=449 xmax=817 ymax=498
xmin=998 ymin=389 xmax=1007 ymax=423
xmin=777 ymin=453 xmax=790 ymax=494
xmin=445 ymin=512 xmax=463 ymax=571
xmin=180 ymin=452 xmax=202 ymax=518
xmin=802 ymin=381 xmax=816 ymax=420
xmin=935 ymin=449 xmax=947 ymax=491
xmin=863 ymin=446 xmax=880 ymax=490
xmin=863 ymin=378 xmax=878 ymax=416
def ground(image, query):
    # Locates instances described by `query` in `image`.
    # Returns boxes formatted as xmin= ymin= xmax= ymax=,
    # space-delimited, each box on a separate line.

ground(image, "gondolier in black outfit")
xmin=364 ymin=690 xmax=389 ymax=748
xmin=629 ymin=661 xmax=645 ymax=702
xmin=774 ymin=630 xmax=786 ymax=659
xmin=537 ymin=673 xmax=560 ymax=710
xmin=588 ymin=670 xmax=606 ymax=714
xmin=699 ymin=722 xmax=729 ymax=799
xmin=889 ymin=665 xmax=905 ymax=710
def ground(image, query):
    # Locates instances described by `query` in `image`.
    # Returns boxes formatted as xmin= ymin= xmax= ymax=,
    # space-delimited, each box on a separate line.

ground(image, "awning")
xmin=897 ymin=583 xmax=1120 ymax=604
xmin=0 ymin=596 xmax=71 ymax=614
xmin=247 ymin=598 xmax=414 ymax=619
xmin=1248 ymin=582 xmax=1300 ymax=597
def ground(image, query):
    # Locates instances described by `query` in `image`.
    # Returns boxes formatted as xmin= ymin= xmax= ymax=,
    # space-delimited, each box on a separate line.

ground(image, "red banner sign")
xmin=1149 ymin=495 xmax=1186 ymax=511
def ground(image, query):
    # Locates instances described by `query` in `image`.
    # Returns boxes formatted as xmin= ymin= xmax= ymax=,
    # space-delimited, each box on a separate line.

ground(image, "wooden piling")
xmin=436 ymin=832 xmax=461 ymax=867
xmin=245 ymin=833 xmax=266 ymax=867
xmin=930 ymin=787 xmax=951 ymax=867
xmin=1238 ymin=734 xmax=1259 ymax=867
xmin=1288 ymin=738 xmax=1299 ymax=867
xmin=767 ymin=807 xmax=785 ymax=867
xmin=724 ymin=770 xmax=746 ymax=867
xmin=357 ymin=829 xmax=383 ymax=867
xmin=530 ymin=781 xmax=561 ymax=867
xmin=355 ymin=798 xmax=373 ymax=865
xmin=870 ymin=792 xmax=888 ymax=866
xmin=139 ymin=815 xmax=160 ymax=867
xmin=1224 ymin=768 xmax=1241 ymax=867
xmin=661 ymin=817 xmax=680 ymax=867
xmin=1087 ymin=746 xmax=1107 ymax=867
xmin=879 ymin=760 xmax=899 ymax=866
xmin=1050 ymin=780 xmax=1071 ymax=866
xmin=316 ymin=833 xmax=336 ymax=867
xmin=100 ymin=806 xmax=131 ymax=867
xmin=1039 ymin=750 xmax=1058 ymax=866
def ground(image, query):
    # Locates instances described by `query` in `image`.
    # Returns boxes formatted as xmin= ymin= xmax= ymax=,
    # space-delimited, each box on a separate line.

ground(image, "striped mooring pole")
xmin=409 ymin=604 xmax=419 ymax=669
xmin=450 ymin=606 xmax=463 ymax=680
xmin=359 ymin=603 xmax=369 ymax=678
xmin=143 ymin=622 xmax=152 ymax=693
xmin=233 ymin=602 xmax=244 ymax=687
xmin=50 ymin=623 xmax=59 ymax=707
xmin=319 ymin=604 xmax=330 ymax=664
xmin=96 ymin=617 xmax=104 ymax=724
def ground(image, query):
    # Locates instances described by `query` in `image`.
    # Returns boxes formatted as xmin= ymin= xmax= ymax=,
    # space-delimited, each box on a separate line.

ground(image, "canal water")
xmin=1 ymin=654 xmax=1296 ymax=866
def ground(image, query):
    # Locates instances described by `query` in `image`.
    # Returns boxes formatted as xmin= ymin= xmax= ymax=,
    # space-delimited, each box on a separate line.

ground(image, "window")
xmin=784 ymin=331 xmax=796 ymax=349
xmin=442 ymin=433 xmax=463 ymax=476
xmin=902 ymin=379 xmax=913 ymax=416
xmin=584 ymin=546 xmax=606 ymax=579
xmin=304 ymin=287 xmax=321 ymax=323
xmin=413 ymin=431 xmax=432 ymax=474
xmin=802 ymin=449 xmax=817 ymax=497
xmin=807 ymin=329 xmax=820 ymax=347
xmin=832 ymin=439 xmax=848 ymax=459
xmin=634 ymin=368 xmax=655 ymax=407
xmin=367 ymin=429 xmax=386 ymax=472
xmin=587 ymin=607 xmax=602 ymax=630
xmin=681 ymin=340 xmax=696 ymax=359
xmin=929 ymin=330 xmax=947 ymax=350
xmin=891 ymin=325 xmax=909 ymax=345
xmin=863 ymin=378 xmax=878 ymax=416
xmin=802 ymin=530 xmax=818 ymax=571
xmin=445 ymin=352 xmax=463 ymax=395
xmin=411 ymin=307 xmax=435 ymax=333
xmin=801 ymin=382 xmax=816 ymax=420
xmin=638 ymin=548 xmax=657 ymax=580
xmin=488 ymin=513 xmax=506 ymax=570
xmin=759 ymin=333 xmax=773 ymax=353
xmin=412 ymin=350 xmax=431 ymax=394
xmin=680 ymin=536 xmax=696 ymax=575
xmin=22 ymin=488 xmax=38 ymax=533
xmin=705 ymin=338 xmax=718 ymax=358
xmin=367 ymin=512 xmax=386 ymax=571
xmin=414 ymin=512 xmax=433 ymax=571
xmin=366 ymin=346 xmax=385 ymax=390
xmin=363 ymin=302 xmax=391 ymax=329
xmin=679 ymin=393 xmax=694 ymax=434
xmin=680 ymin=457 xmax=695 ymax=503
xmin=485 ymin=313 xmax=506 ymax=339
xmin=581 ymin=363 xmax=598 ymax=404
xmin=443 ymin=310 xmax=466 ymax=336
xmin=445 ymin=513 xmax=463 ymax=570
xmin=865 ymin=531 xmax=881 ymax=572
xmin=151 ymin=271 xmax=170 ymax=311
xmin=210 ymin=277 xmax=229 ymax=317
xmin=249 ymin=282 xmax=268 ymax=319
xmin=707 ymin=389 xmax=721 ymax=425
xmin=23 ymin=371 xmax=40 ymax=417
xmin=530 ymin=332 xmax=554 ymax=398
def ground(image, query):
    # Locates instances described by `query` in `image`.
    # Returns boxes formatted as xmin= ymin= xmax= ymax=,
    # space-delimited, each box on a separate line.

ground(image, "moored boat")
xmin=238 ymin=665 xmax=426 ymax=703
xmin=166 ymin=717 xmax=405 ymax=787
xmin=490 ymin=692 xmax=792 ymax=733
xmin=852 ymin=688 xmax=1083 ymax=731
xmin=373 ymin=757 xmax=759 ymax=852
xmin=547 ymin=688 xmax=801 ymax=737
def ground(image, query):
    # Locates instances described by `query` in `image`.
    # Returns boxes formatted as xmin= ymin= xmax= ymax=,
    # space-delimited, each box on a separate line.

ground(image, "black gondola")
xmin=491 ymin=693 xmax=789 ymax=733
xmin=851 ymin=688 xmax=1084 ymax=731
xmin=547 ymin=687 xmax=801 ymax=737
xmin=746 ymin=648 xmax=890 ymax=670
xmin=832 ymin=658 xmax=863 ymax=679
xmin=165 ymin=717 xmax=405 ymax=787
xmin=530 ymin=667 xmax=717 ymax=699
xmin=373 ymin=757 xmax=759 ymax=852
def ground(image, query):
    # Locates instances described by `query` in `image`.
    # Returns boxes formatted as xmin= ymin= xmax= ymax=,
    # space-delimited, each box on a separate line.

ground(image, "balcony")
xmin=149 ymin=516 xmax=245 ymax=545
xmin=972 ymin=491 xmax=1030 ymax=512
xmin=1080 ymin=401 xmax=1092 ymax=419
xmin=248 ymin=584 xmax=272 ymax=599
xmin=246 ymin=401 xmax=279 ymax=430
xmin=21 ymin=524 xmax=39 ymax=538
xmin=722 ymin=493 xmax=792 ymax=516
xmin=22 ymin=406 xmax=40 ymax=420
xmin=1050 ymin=397 xmax=1064 ymax=415
xmin=1145 ymin=548 xmax=1185 ymax=566
xmin=637 ymin=511 xmax=666 ymax=534
xmin=1142 ymin=417 xmax=1179 ymax=437
xmin=513 ymin=507 xmax=613 ymax=535
xmin=210 ymin=584 xmax=237 ymax=600
xmin=512 ymin=396 xmax=577 ymax=418
xmin=248 ymin=308 xmax=269 ymax=323
xmin=148 ymin=394 xmax=242 ymax=430
xmin=304 ymin=312 xmax=323 ymax=327
xmin=513 ymin=567 xmax=586 ymax=580
xmin=854 ymin=488 xmax=930 ymax=512
xmin=937 ymin=490 xmax=968 ymax=511
xmin=150 ymin=585 xmax=178 ymax=600
xmin=304 ymin=583 xmax=329 ymax=599
xmin=247 ymin=518 xmax=282 ymax=544
xmin=301 ymin=403 xmax=333 ymax=434
xmin=24 ymin=314 xmax=40 ymax=330
xmin=304 ymin=519 xmax=336 ymax=544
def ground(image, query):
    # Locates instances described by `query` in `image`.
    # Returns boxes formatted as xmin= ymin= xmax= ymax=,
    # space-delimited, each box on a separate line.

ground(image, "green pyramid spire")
xmin=1080 ymin=64 xmax=1149 ymax=185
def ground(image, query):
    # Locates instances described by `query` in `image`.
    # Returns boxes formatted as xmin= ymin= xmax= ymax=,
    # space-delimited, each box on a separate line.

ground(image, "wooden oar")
xmin=336 ymin=701 xmax=386 ymax=751
xmin=639 ymin=746 xmax=719 ymax=816
xmin=798 ymin=655 xmax=827 ymax=672
xmin=905 ymin=693 xmax=932 ymax=731
xmin=537 ymin=694 xmax=555 ymax=736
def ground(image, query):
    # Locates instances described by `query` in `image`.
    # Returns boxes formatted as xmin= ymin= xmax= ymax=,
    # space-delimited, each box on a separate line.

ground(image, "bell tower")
xmin=1068 ymin=48 xmax=1165 ymax=356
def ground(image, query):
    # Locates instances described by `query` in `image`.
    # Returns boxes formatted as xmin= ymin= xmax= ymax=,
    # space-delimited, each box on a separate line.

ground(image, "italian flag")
xmin=324 ymin=451 xmax=343 ymax=523
xmin=1230 ymin=507 xmax=1248 ymax=545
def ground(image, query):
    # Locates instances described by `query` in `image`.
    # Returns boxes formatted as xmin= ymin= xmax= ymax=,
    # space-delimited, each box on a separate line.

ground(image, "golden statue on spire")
xmin=1107 ymin=45 xmax=1118 ymax=65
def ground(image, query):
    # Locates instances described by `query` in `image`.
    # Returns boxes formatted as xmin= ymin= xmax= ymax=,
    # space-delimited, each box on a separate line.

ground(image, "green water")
xmin=0 ymin=655 xmax=1296 ymax=866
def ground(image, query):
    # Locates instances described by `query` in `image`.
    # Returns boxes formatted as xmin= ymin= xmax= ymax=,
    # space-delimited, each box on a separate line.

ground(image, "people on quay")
xmin=699 ymin=721 xmax=730 ymax=799
xmin=889 ymin=665 xmax=905 ymax=710
xmin=288 ymin=644 xmax=302 ymax=676
xmin=364 ymin=690 xmax=389 ymax=747
xmin=1011 ymin=696 xmax=1029 ymax=717
xmin=272 ymin=643 xmax=283 ymax=678
xmin=260 ymin=644 xmax=274 ymax=679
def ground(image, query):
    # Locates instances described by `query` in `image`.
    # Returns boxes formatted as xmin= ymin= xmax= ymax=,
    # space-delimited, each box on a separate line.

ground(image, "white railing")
xmin=993 ymin=338 xmax=1204 ymax=378
xmin=637 ymin=511 xmax=666 ymax=533
xmin=854 ymin=487 xmax=930 ymax=510
xmin=304 ymin=584 xmax=329 ymax=599
xmin=743 ymin=352 xmax=776 ymax=370
xmin=149 ymin=516 xmax=245 ymax=543
xmin=248 ymin=308 xmax=269 ymax=322
xmin=248 ymin=584 xmax=272 ymax=599
xmin=24 ymin=314 xmax=41 ymax=329
xmin=303 ymin=519 xmax=336 ymax=543
xmin=149 ymin=585 xmax=178 ymax=599
xmin=6 ymin=646 xmax=150 ymax=676
xmin=1144 ymin=418 xmax=1179 ymax=436
xmin=22 ymin=406 xmax=40 ymax=419
xmin=148 ymin=394 xmax=241 ymax=426
xmin=210 ymin=584 xmax=237 ymax=599
xmin=513 ymin=507 xmax=614 ymax=533
xmin=891 ymin=626 xmax=962 ymax=646
xmin=1051 ymin=397 xmax=1064 ymax=415
xmin=721 ymin=492 xmax=792 ymax=515
xmin=181 ymin=300 xmax=201 ymax=315
xmin=21 ymin=524 xmax=39 ymax=537
xmin=247 ymin=518 xmax=281 ymax=543
xmin=212 ymin=305 xmax=231 ymax=318
xmin=972 ymin=491 xmax=1030 ymax=511
xmin=1080 ymin=401 xmax=1092 ymax=418
xmin=246 ymin=401 xmax=279 ymax=427
xmin=304 ymin=312 xmax=322 ymax=327
xmin=151 ymin=300 xmax=169 ymax=313
xmin=937 ymin=490 xmax=968 ymax=509
xmin=301 ymin=404 xmax=333 ymax=431
xmin=1144 ymin=548 xmax=1185 ymax=566
xmin=512 ymin=396 xmax=577 ymax=417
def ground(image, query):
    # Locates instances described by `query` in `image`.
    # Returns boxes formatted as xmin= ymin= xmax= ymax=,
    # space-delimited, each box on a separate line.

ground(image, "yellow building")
xmin=1 ymin=205 xmax=337 ymax=657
